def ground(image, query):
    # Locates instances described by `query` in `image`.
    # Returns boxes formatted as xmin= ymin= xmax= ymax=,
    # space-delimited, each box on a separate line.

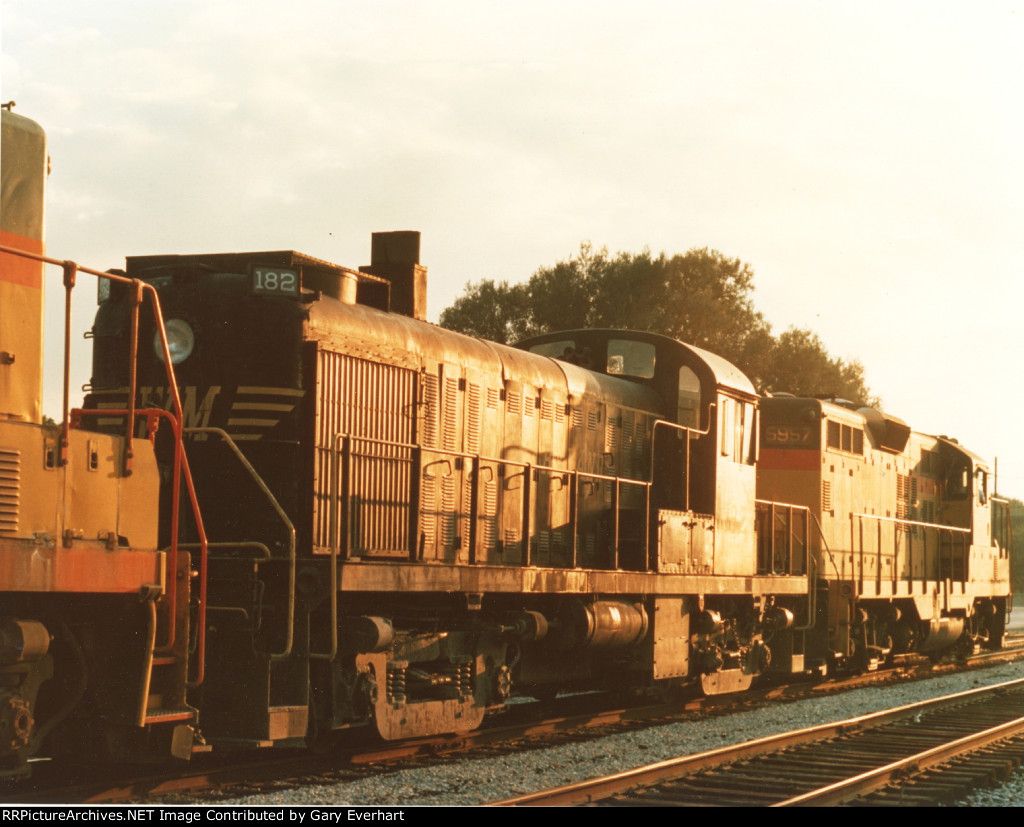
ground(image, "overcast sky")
xmin=4 ymin=0 xmax=1024 ymax=497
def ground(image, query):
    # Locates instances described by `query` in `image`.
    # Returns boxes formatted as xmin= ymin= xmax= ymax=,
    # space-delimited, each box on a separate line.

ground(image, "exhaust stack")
xmin=359 ymin=231 xmax=426 ymax=321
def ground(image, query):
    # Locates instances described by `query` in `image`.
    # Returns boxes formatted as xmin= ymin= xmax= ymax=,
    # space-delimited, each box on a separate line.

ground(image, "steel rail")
xmin=13 ymin=649 xmax=1021 ymax=804
xmin=775 ymin=714 xmax=1024 ymax=806
xmin=491 ymin=677 xmax=1024 ymax=806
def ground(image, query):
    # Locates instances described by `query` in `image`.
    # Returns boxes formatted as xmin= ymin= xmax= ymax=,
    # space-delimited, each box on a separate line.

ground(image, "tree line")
xmin=439 ymin=243 xmax=873 ymax=405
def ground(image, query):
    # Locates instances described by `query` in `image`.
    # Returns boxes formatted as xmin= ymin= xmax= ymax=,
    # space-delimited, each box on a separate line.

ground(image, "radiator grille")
xmin=314 ymin=352 xmax=416 ymax=554
xmin=0 ymin=448 xmax=20 ymax=535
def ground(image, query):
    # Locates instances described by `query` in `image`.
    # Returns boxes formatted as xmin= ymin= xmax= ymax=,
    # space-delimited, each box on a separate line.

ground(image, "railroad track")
xmin=493 ymin=677 xmax=1024 ymax=806
xmin=6 ymin=644 xmax=1023 ymax=805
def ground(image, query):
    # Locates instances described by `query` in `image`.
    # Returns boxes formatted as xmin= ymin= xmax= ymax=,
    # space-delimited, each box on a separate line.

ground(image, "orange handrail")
xmin=2 ymin=243 xmax=208 ymax=686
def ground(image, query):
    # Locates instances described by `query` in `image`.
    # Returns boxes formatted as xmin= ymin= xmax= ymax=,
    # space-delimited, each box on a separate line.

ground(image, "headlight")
xmin=154 ymin=318 xmax=195 ymax=365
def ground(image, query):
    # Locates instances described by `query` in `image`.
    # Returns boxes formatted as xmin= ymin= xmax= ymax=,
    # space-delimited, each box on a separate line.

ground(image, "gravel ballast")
xmin=218 ymin=657 xmax=1024 ymax=807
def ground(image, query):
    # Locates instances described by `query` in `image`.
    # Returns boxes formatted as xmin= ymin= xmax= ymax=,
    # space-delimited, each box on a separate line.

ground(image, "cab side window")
xmin=607 ymin=339 xmax=656 ymax=378
xmin=826 ymin=419 xmax=864 ymax=456
xmin=678 ymin=366 xmax=701 ymax=428
xmin=976 ymin=469 xmax=988 ymax=505
xmin=720 ymin=397 xmax=756 ymax=465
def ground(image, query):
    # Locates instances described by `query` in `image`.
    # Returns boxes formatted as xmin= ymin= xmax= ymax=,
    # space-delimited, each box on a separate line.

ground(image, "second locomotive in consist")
xmin=81 ymin=231 xmax=1012 ymax=752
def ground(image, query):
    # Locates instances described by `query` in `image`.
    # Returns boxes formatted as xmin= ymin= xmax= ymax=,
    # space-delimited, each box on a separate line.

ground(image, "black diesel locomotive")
xmin=81 ymin=231 xmax=1012 ymax=754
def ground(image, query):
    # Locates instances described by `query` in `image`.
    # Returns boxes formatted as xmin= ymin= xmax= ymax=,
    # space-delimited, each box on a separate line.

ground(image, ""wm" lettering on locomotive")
xmin=139 ymin=385 xmax=222 ymax=431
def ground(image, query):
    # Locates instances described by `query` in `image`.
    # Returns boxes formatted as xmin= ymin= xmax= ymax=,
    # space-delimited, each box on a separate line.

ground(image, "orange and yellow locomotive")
xmin=1 ymin=107 xmax=201 ymax=779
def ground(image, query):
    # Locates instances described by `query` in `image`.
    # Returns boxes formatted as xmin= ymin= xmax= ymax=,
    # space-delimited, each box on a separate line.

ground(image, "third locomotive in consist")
xmin=81 ymin=231 xmax=1013 ymax=752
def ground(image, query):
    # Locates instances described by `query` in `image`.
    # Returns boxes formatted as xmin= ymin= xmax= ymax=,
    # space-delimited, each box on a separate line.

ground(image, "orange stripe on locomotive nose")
xmin=0 ymin=230 xmax=45 ymax=289
xmin=759 ymin=447 xmax=821 ymax=471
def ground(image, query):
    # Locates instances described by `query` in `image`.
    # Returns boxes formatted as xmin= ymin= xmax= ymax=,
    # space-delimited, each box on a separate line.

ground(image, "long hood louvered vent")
xmin=0 ymin=448 xmax=20 ymax=535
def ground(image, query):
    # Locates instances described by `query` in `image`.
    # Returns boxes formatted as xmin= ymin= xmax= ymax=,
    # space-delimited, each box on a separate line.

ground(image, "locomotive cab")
xmin=518 ymin=329 xmax=762 ymax=577
xmin=518 ymin=330 xmax=809 ymax=693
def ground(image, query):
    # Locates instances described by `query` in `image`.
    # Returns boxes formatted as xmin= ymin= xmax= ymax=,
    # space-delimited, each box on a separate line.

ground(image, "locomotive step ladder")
xmin=77 ymin=263 xmax=210 ymax=757
xmin=139 ymin=547 xmax=207 ymax=757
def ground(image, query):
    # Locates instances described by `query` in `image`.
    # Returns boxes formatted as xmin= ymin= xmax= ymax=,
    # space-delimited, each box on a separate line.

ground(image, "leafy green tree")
xmin=439 ymin=243 xmax=873 ymax=405
xmin=436 ymin=279 xmax=534 ymax=344
xmin=441 ymin=244 xmax=771 ymax=351
xmin=760 ymin=328 xmax=874 ymax=405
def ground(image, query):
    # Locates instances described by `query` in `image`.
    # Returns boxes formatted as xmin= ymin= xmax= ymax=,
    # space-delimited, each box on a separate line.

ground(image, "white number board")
xmin=251 ymin=265 xmax=300 ymax=296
